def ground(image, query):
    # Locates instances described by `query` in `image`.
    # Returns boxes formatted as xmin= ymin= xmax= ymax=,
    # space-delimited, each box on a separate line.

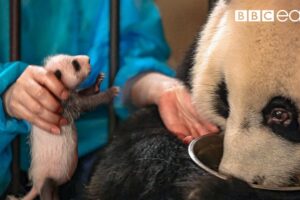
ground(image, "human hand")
xmin=157 ymin=84 xmax=219 ymax=144
xmin=130 ymin=72 xmax=219 ymax=143
xmin=3 ymin=65 xmax=69 ymax=134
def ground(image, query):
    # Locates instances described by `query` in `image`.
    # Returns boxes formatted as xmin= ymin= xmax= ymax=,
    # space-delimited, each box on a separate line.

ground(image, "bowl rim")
xmin=188 ymin=135 xmax=300 ymax=191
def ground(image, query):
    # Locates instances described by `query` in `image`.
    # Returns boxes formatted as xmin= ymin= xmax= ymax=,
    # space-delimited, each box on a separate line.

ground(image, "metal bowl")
xmin=188 ymin=134 xmax=300 ymax=191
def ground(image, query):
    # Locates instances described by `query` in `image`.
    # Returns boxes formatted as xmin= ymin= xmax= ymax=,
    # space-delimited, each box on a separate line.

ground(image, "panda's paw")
xmin=93 ymin=73 xmax=105 ymax=93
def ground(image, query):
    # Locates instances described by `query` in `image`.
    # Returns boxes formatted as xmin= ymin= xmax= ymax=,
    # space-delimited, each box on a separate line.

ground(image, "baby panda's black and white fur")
xmin=85 ymin=0 xmax=300 ymax=199
xmin=12 ymin=55 xmax=118 ymax=200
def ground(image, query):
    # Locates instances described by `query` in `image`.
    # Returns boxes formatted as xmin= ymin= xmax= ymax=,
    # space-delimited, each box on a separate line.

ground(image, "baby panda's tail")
xmin=40 ymin=178 xmax=59 ymax=200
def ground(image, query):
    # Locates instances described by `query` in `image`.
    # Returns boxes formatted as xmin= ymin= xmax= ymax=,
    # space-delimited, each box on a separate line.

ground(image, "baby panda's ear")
xmin=54 ymin=69 xmax=62 ymax=80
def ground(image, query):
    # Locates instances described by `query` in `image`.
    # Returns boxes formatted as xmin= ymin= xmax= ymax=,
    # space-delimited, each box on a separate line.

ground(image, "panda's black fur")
xmin=85 ymin=107 xmax=256 ymax=200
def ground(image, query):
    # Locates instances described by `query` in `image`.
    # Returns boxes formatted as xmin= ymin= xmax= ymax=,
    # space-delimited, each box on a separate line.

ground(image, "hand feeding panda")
xmin=19 ymin=55 xmax=118 ymax=200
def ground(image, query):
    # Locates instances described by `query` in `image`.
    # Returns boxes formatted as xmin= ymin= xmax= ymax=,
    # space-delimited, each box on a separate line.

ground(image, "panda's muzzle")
xmin=188 ymin=134 xmax=300 ymax=191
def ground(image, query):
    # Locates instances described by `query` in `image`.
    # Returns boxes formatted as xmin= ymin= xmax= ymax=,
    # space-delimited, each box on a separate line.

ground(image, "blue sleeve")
xmin=0 ymin=61 xmax=31 ymax=195
xmin=0 ymin=61 xmax=31 ymax=135
xmin=114 ymin=1 xmax=175 ymax=118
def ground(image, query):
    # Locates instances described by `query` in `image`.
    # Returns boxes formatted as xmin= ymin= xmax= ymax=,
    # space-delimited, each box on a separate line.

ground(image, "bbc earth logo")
xmin=235 ymin=10 xmax=300 ymax=22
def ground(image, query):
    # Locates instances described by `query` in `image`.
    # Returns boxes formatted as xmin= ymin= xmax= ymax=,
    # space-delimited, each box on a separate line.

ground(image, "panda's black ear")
xmin=54 ymin=69 xmax=62 ymax=80
xmin=72 ymin=59 xmax=81 ymax=72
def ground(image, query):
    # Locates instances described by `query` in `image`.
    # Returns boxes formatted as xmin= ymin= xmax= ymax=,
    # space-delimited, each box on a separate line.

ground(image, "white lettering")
xmin=249 ymin=10 xmax=261 ymax=22
xmin=235 ymin=10 xmax=248 ymax=22
xmin=289 ymin=10 xmax=300 ymax=22
xmin=277 ymin=10 xmax=289 ymax=22
xmin=262 ymin=10 xmax=274 ymax=22
xmin=235 ymin=9 xmax=300 ymax=23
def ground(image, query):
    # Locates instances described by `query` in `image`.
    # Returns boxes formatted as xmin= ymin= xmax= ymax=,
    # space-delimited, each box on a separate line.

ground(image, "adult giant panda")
xmin=84 ymin=0 xmax=300 ymax=199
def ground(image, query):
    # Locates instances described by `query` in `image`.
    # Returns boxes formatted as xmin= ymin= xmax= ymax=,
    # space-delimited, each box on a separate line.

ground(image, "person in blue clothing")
xmin=0 ymin=0 xmax=219 ymax=197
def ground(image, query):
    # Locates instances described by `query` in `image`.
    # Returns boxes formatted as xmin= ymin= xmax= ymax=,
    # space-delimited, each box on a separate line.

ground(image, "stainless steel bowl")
xmin=188 ymin=134 xmax=300 ymax=191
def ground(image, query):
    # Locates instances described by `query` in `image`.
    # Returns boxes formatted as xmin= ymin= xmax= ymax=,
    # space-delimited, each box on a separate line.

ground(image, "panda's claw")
xmin=94 ymin=73 xmax=105 ymax=93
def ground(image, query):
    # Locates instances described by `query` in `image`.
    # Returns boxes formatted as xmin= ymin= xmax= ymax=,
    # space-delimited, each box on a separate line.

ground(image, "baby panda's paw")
xmin=106 ymin=86 xmax=119 ymax=98
xmin=79 ymin=85 xmax=119 ymax=106
xmin=79 ymin=73 xmax=106 ymax=96
xmin=111 ymin=86 xmax=119 ymax=96
xmin=94 ymin=73 xmax=105 ymax=92
xmin=91 ymin=86 xmax=119 ymax=105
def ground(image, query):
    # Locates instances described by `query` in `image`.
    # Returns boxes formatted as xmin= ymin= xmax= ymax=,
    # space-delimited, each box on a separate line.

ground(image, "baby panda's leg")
xmin=40 ymin=178 xmax=59 ymax=200
xmin=78 ymin=73 xmax=105 ymax=96
xmin=78 ymin=86 xmax=119 ymax=112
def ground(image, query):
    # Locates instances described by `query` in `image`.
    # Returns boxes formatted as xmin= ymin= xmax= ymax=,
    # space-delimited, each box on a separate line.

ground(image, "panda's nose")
xmin=252 ymin=176 xmax=265 ymax=185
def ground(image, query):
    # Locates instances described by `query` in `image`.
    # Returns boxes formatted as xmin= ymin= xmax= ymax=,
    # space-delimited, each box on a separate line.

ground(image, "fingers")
xmin=167 ymin=124 xmax=189 ymax=137
xmin=165 ymin=122 xmax=198 ymax=143
xmin=157 ymin=84 xmax=220 ymax=144
xmin=181 ymin=122 xmax=208 ymax=140
xmin=30 ymin=66 xmax=69 ymax=100
xmin=14 ymin=89 xmax=69 ymax=133
xmin=187 ymin=103 xmax=219 ymax=135
xmin=25 ymin=78 xmax=61 ymax=112
xmin=4 ymin=65 xmax=70 ymax=134
xmin=19 ymin=90 xmax=60 ymax=123
xmin=179 ymin=108 xmax=211 ymax=138
xmin=175 ymin=122 xmax=213 ymax=144
xmin=11 ymin=100 xmax=61 ymax=135
xmin=199 ymin=119 xmax=220 ymax=133
xmin=194 ymin=122 xmax=210 ymax=137
xmin=183 ymin=136 xmax=194 ymax=144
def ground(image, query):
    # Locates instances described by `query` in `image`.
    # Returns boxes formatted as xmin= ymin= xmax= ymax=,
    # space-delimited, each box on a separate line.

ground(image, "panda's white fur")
xmin=192 ymin=0 xmax=300 ymax=186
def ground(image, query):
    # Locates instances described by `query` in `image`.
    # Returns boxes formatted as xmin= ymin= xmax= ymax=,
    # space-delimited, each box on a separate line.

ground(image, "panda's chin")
xmin=246 ymin=173 xmax=300 ymax=189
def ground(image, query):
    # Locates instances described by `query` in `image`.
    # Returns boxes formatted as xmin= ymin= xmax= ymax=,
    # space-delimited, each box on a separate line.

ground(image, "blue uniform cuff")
xmin=113 ymin=57 xmax=175 ymax=119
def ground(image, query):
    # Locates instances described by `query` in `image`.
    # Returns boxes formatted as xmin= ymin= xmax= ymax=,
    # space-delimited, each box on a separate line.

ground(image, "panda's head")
xmin=191 ymin=0 xmax=300 ymax=187
xmin=45 ymin=54 xmax=91 ymax=90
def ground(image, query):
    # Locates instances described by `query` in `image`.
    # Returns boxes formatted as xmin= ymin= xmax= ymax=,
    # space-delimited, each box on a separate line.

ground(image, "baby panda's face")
xmin=45 ymin=54 xmax=91 ymax=90
xmin=192 ymin=0 xmax=300 ymax=187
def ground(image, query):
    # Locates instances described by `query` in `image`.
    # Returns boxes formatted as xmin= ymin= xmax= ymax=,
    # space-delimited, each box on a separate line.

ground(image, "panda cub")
xmin=85 ymin=0 xmax=300 ymax=199
xmin=16 ymin=55 xmax=118 ymax=200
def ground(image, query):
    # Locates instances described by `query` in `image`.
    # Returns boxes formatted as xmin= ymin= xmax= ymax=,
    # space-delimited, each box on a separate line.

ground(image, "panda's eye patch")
xmin=262 ymin=96 xmax=300 ymax=142
xmin=54 ymin=69 xmax=62 ymax=80
xmin=214 ymin=79 xmax=229 ymax=119
xmin=72 ymin=60 xmax=81 ymax=72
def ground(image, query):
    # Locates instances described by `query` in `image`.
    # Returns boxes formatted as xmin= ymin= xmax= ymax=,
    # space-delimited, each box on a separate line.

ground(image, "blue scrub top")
xmin=0 ymin=0 xmax=175 ymax=195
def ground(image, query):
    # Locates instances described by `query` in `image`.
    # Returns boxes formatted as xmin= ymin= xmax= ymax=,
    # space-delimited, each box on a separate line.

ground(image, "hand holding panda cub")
xmin=13 ymin=55 xmax=118 ymax=200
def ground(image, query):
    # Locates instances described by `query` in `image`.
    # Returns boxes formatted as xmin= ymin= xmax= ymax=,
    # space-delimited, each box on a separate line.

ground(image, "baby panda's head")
xmin=45 ymin=54 xmax=91 ymax=90
xmin=191 ymin=0 xmax=300 ymax=187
